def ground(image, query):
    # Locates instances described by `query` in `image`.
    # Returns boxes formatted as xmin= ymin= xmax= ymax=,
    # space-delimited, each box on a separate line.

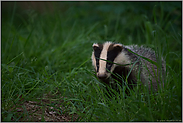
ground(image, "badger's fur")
xmin=91 ymin=41 xmax=166 ymax=94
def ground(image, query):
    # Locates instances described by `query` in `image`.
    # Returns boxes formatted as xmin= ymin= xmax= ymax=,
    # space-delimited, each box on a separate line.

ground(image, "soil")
xmin=11 ymin=93 xmax=79 ymax=122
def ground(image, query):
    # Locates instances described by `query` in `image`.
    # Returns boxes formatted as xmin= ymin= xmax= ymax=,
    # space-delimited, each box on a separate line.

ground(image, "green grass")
xmin=1 ymin=1 xmax=182 ymax=122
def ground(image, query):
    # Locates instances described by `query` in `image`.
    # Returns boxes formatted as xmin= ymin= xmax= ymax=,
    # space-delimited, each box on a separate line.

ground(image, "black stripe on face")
xmin=106 ymin=44 xmax=123 ymax=72
xmin=93 ymin=44 xmax=103 ymax=72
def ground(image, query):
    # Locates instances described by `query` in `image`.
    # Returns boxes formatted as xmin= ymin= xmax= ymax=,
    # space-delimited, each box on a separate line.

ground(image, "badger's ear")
xmin=92 ymin=43 xmax=99 ymax=51
xmin=113 ymin=44 xmax=123 ymax=52
xmin=93 ymin=43 xmax=103 ymax=51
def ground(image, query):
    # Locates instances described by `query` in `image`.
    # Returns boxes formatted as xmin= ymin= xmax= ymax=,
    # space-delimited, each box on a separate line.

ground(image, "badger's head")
xmin=92 ymin=42 xmax=131 ymax=81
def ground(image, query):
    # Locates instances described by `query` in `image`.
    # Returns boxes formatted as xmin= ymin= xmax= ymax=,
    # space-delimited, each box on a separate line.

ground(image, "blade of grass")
xmin=6 ymin=52 xmax=23 ymax=65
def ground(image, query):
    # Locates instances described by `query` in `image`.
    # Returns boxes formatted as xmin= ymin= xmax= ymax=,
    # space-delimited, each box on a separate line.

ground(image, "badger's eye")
xmin=106 ymin=63 xmax=112 ymax=68
xmin=106 ymin=64 xmax=110 ymax=68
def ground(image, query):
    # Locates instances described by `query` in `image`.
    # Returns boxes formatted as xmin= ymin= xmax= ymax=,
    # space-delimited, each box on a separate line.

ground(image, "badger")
xmin=91 ymin=41 xmax=166 ymax=95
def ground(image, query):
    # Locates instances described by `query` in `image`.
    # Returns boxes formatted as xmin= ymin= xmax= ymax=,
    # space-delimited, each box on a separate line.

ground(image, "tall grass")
xmin=1 ymin=1 xmax=181 ymax=121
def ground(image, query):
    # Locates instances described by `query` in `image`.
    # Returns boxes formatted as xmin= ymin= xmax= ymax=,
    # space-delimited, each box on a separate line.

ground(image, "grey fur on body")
xmin=123 ymin=44 xmax=166 ymax=91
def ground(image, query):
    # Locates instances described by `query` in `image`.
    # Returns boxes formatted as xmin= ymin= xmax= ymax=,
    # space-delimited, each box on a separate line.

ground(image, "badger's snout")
xmin=97 ymin=73 xmax=108 ymax=80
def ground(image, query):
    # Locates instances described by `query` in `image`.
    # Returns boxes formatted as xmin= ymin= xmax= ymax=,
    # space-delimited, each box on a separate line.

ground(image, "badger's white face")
xmin=92 ymin=42 xmax=130 ymax=80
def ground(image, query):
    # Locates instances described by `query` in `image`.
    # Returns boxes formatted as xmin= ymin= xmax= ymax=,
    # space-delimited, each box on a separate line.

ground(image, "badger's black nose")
xmin=98 ymin=74 xmax=107 ymax=80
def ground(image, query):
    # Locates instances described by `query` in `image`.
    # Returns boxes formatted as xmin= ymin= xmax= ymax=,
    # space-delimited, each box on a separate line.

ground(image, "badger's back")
xmin=91 ymin=41 xmax=165 ymax=92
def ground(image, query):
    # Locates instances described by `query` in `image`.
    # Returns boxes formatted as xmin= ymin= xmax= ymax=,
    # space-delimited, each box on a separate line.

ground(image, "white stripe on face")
xmin=92 ymin=43 xmax=99 ymax=70
xmin=91 ymin=52 xmax=96 ymax=70
xmin=110 ymin=51 xmax=131 ymax=74
xmin=98 ymin=42 xmax=112 ymax=76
